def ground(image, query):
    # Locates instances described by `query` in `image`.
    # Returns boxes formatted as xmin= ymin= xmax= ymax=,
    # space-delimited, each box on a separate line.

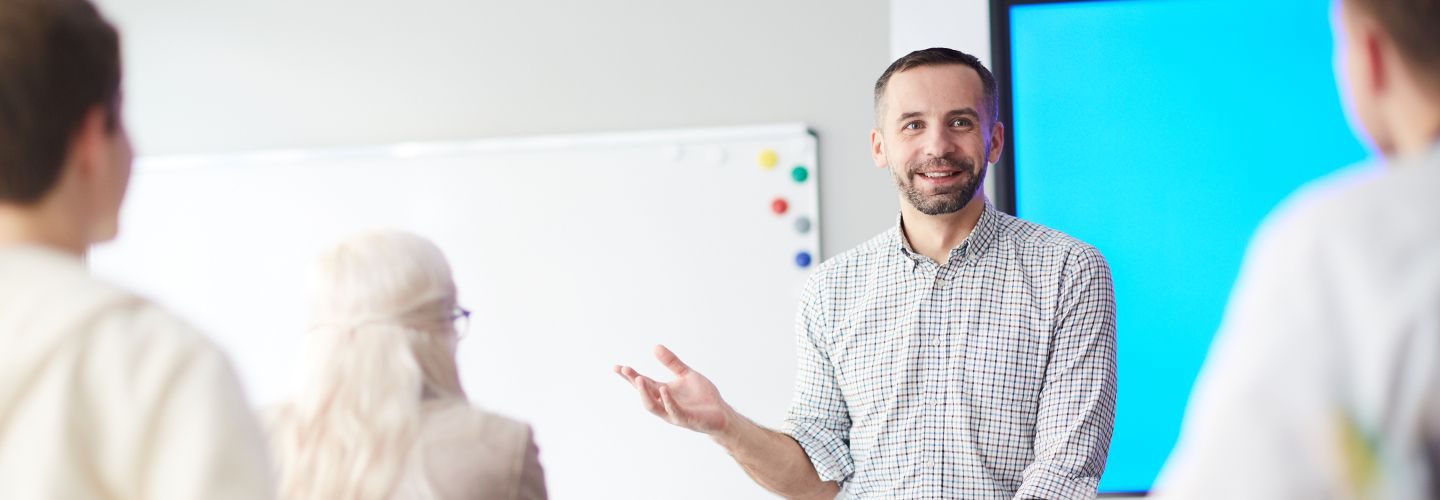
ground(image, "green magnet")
xmin=791 ymin=165 xmax=809 ymax=183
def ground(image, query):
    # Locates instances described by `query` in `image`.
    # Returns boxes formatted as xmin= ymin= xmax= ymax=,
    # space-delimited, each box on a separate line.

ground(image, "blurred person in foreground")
xmin=0 ymin=0 xmax=272 ymax=497
xmin=1154 ymin=0 xmax=1440 ymax=498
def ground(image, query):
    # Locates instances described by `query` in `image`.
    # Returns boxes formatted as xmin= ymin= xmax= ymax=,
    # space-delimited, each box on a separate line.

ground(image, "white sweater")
xmin=1155 ymin=142 xmax=1440 ymax=498
xmin=0 ymin=245 xmax=274 ymax=499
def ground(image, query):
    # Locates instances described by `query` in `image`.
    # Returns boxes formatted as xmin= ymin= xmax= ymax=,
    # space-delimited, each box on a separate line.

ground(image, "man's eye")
xmin=951 ymin=118 xmax=973 ymax=127
xmin=904 ymin=122 xmax=922 ymax=130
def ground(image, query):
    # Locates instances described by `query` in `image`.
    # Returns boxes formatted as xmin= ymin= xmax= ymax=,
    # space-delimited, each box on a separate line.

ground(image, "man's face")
xmin=871 ymin=64 xmax=1003 ymax=215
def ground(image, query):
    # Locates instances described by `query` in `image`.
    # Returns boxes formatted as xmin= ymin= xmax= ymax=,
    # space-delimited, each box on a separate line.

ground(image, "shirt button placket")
xmin=928 ymin=270 xmax=945 ymax=480
xmin=928 ymin=268 xmax=950 ymax=480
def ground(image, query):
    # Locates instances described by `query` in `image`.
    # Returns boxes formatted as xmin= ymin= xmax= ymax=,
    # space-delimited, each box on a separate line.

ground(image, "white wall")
xmin=93 ymin=0 xmax=892 ymax=259
xmin=890 ymin=0 xmax=990 ymax=63
xmin=890 ymin=0 xmax=998 ymax=201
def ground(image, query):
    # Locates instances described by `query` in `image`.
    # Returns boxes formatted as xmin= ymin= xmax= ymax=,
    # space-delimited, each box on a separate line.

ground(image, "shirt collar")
xmin=892 ymin=201 xmax=1001 ymax=266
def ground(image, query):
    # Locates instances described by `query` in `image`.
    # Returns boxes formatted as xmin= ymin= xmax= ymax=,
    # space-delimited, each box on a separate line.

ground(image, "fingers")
xmin=614 ymin=365 xmax=638 ymax=384
xmin=616 ymin=365 xmax=666 ymax=417
xmin=634 ymin=374 xmax=661 ymax=401
xmin=630 ymin=374 xmax=665 ymax=418
xmin=658 ymin=385 xmax=682 ymax=423
xmin=616 ymin=365 xmax=657 ymax=387
xmin=653 ymin=344 xmax=692 ymax=376
xmin=618 ymin=357 xmax=690 ymax=424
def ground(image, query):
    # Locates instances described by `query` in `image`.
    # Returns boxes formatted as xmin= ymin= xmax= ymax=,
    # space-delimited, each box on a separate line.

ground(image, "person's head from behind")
xmin=871 ymin=47 xmax=1005 ymax=216
xmin=0 ymin=0 xmax=130 ymax=252
xmin=1334 ymin=0 xmax=1440 ymax=157
xmin=275 ymin=230 xmax=467 ymax=500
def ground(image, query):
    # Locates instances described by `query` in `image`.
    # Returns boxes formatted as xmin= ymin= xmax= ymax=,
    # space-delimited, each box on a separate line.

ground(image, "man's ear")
xmin=1361 ymin=24 xmax=1389 ymax=98
xmin=66 ymin=106 xmax=114 ymax=182
xmin=871 ymin=127 xmax=887 ymax=169
xmin=987 ymin=121 xmax=1005 ymax=165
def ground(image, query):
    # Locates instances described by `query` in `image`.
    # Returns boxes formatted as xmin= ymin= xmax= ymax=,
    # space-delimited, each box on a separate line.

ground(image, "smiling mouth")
xmin=920 ymin=172 xmax=957 ymax=178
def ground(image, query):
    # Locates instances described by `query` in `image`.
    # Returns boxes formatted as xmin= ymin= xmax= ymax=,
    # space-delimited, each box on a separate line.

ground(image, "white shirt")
xmin=0 ymin=245 xmax=274 ymax=499
xmin=1154 ymin=141 xmax=1440 ymax=499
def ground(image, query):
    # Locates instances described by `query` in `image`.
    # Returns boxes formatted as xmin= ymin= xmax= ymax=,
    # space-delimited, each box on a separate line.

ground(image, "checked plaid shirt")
xmin=781 ymin=203 xmax=1117 ymax=499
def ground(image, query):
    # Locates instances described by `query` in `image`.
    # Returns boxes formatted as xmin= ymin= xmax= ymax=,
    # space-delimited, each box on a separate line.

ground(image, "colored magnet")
xmin=771 ymin=197 xmax=789 ymax=215
xmin=793 ymin=216 xmax=812 ymax=234
xmin=757 ymin=149 xmax=778 ymax=170
xmin=795 ymin=251 xmax=813 ymax=268
xmin=791 ymin=165 xmax=809 ymax=183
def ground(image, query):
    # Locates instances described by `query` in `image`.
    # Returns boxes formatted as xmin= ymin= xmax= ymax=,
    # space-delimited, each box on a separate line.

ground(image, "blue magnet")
xmin=793 ymin=216 xmax=812 ymax=234
xmin=795 ymin=251 xmax=813 ymax=268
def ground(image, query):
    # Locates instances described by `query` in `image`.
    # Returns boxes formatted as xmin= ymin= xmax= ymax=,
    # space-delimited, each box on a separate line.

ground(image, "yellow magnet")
xmin=757 ymin=149 xmax=778 ymax=170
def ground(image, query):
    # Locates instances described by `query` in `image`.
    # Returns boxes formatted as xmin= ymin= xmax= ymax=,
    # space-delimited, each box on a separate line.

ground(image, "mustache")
xmin=907 ymin=156 xmax=973 ymax=175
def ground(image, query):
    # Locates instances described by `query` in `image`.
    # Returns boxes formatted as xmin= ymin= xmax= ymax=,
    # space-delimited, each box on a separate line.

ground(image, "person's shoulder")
xmin=14 ymin=256 xmax=248 ymax=431
xmin=805 ymin=226 xmax=898 ymax=288
xmin=1309 ymin=157 xmax=1439 ymax=240
xmin=86 ymin=290 xmax=221 ymax=364
xmin=1266 ymin=163 xmax=1374 ymax=233
xmin=990 ymin=209 xmax=1105 ymax=262
xmin=1226 ymin=160 xmax=1440 ymax=336
xmin=79 ymin=299 xmax=245 ymax=425
xmin=421 ymin=400 xmax=534 ymax=445
xmin=0 ymin=245 xmax=128 ymax=312
xmin=1251 ymin=161 xmax=1428 ymax=263
xmin=417 ymin=401 xmax=542 ymax=497
xmin=0 ymin=245 xmax=220 ymax=364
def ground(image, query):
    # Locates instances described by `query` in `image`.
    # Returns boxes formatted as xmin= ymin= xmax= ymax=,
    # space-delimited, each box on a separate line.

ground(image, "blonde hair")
xmin=269 ymin=230 xmax=467 ymax=500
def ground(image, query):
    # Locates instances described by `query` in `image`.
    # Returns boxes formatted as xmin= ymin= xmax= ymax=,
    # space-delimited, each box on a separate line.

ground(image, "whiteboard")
xmin=89 ymin=124 xmax=820 ymax=499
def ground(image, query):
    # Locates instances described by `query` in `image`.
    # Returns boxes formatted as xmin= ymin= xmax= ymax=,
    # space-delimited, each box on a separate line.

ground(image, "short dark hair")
xmin=874 ymin=47 xmax=999 ymax=125
xmin=0 ymin=0 xmax=121 ymax=204
xmin=1345 ymin=0 xmax=1440 ymax=80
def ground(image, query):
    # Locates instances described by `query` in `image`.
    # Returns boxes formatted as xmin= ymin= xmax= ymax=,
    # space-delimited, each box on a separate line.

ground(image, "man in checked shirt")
xmin=616 ymin=47 xmax=1117 ymax=499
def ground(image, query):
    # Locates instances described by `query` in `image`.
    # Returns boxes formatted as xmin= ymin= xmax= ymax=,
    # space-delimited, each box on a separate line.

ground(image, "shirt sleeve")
xmin=779 ymin=271 xmax=855 ymax=484
xmin=87 ymin=304 xmax=276 ymax=500
xmin=1016 ymin=244 xmax=1118 ymax=500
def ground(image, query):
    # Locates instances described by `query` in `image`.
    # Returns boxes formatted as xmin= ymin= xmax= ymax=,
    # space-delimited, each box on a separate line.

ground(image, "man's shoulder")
xmin=809 ymin=227 xmax=900 ymax=281
xmin=989 ymin=210 xmax=1105 ymax=263
xmin=1252 ymin=159 xmax=1440 ymax=306
xmin=0 ymin=245 xmax=223 ymax=373
xmin=1256 ymin=161 xmax=1436 ymax=265
xmin=0 ymin=247 xmax=243 ymax=448
xmin=1224 ymin=159 xmax=1440 ymax=361
xmin=88 ymin=295 xmax=220 ymax=360
xmin=1310 ymin=159 xmax=1439 ymax=245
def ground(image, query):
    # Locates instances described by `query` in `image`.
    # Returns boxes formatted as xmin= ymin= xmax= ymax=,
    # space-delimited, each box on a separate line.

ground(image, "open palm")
xmin=614 ymin=345 xmax=732 ymax=434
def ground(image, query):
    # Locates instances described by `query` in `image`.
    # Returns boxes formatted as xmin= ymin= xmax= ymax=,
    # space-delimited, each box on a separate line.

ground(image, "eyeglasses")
xmin=450 ymin=307 xmax=472 ymax=339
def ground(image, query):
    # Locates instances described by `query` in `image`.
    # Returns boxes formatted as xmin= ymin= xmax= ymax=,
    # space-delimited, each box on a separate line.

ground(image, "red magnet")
xmin=771 ymin=197 xmax=789 ymax=215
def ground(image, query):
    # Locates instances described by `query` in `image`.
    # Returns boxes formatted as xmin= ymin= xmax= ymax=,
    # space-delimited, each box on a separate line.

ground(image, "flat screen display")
xmin=1005 ymin=0 xmax=1369 ymax=492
